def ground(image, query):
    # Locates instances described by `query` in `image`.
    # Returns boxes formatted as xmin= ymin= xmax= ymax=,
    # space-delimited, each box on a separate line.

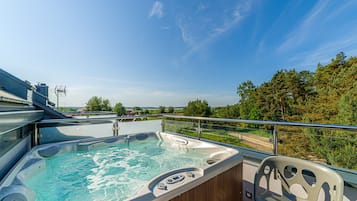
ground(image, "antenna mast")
xmin=54 ymin=86 xmax=67 ymax=109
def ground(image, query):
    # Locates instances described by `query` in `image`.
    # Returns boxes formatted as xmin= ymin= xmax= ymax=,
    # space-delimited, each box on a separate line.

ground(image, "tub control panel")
xmin=151 ymin=168 xmax=203 ymax=197
xmin=167 ymin=174 xmax=185 ymax=184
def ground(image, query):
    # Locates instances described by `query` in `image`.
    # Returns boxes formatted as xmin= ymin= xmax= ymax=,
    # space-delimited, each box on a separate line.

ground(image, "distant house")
xmin=126 ymin=110 xmax=137 ymax=116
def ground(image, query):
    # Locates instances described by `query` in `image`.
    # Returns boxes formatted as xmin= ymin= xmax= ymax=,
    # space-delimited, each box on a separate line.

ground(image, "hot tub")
xmin=0 ymin=132 xmax=242 ymax=201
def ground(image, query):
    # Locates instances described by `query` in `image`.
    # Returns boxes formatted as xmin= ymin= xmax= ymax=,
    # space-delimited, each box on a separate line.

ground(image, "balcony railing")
xmin=34 ymin=114 xmax=357 ymax=171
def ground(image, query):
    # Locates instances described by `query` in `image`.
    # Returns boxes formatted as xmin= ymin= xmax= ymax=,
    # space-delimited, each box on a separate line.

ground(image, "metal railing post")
xmin=161 ymin=118 xmax=165 ymax=132
xmin=34 ymin=122 xmax=39 ymax=146
xmin=113 ymin=120 xmax=119 ymax=136
xmin=112 ymin=121 xmax=115 ymax=136
xmin=273 ymin=125 xmax=278 ymax=155
xmin=197 ymin=120 xmax=201 ymax=140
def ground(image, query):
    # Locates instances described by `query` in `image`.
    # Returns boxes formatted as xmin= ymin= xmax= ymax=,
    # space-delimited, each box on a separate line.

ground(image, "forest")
xmin=210 ymin=52 xmax=357 ymax=169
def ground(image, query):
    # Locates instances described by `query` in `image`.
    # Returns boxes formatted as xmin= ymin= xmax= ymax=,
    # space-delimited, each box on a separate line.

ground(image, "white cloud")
xmin=160 ymin=25 xmax=170 ymax=30
xmin=179 ymin=1 xmax=253 ymax=60
xmin=197 ymin=3 xmax=208 ymax=13
xmin=287 ymin=34 xmax=357 ymax=70
xmin=273 ymin=0 xmax=357 ymax=70
xmin=277 ymin=0 xmax=330 ymax=53
xmin=177 ymin=20 xmax=195 ymax=47
xmin=256 ymin=1 xmax=302 ymax=54
xmin=149 ymin=1 xmax=163 ymax=18
xmin=325 ymin=0 xmax=357 ymax=20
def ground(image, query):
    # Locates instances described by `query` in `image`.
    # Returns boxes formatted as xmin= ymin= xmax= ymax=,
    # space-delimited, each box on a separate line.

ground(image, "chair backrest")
xmin=254 ymin=156 xmax=344 ymax=201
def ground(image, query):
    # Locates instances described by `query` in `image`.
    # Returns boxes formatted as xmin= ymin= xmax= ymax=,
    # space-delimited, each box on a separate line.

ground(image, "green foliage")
xmin=159 ymin=106 xmax=166 ymax=113
xmin=237 ymin=81 xmax=259 ymax=119
xmin=306 ymin=129 xmax=357 ymax=169
xmin=133 ymin=106 xmax=142 ymax=111
xmin=133 ymin=106 xmax=142 ymax=113
xmin=85 ymin=96 xmax=112 ymax=111
xmin=278 ymin=127 xmax=315 ymax=160
xmin=234 ymin=70 xmax=316 ymax=122
xmin=337 ymin=83 xmax=357 ymax=125
xmin=113 ymin=102 xmax=126 ymax=116
xmin=183 ymin=99 xmax=211 ymax=117
xmin=304 ymin=53 xmax=357 ymax=123
xmin=212 ymin=104 xmax=240 ymax=118
xmin=167 ymin=106 xmax=174 ymax=113
xmin=298 ymin=53 xmax=357 ymax=169
xmin=327 ymin=144 xmax=357 ymax=170
xmin=57 ymin=107 xmax=79 ymax=112
xmin=177 ymin=53 xmax=356 ymax=169
xmin=164 ymin=121 xmax=250 ymax=148
xmin=231 ymin=52 xmax=357 ymax=169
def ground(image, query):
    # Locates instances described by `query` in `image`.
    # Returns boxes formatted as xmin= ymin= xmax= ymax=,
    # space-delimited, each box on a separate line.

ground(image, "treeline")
xmin=83 ymin=53 xmax=356 ymax=168
xmin=85 ymin=96 xmax=127 ymax=116
xmin=199 ymin=52 xmax=356 ymax=169
xmin=213 ymin=52 xmax=357 ymax=124
xmin=84 ymin=96 xmax=176 ymax=116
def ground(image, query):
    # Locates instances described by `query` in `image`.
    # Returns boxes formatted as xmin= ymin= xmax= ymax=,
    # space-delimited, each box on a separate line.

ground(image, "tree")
xmin=183 ymin=99 xmax=211 ymax=117
xmin=133 ymin=106 xmax=142 ymax=111
xmin=168 ymin=106 xmax=174 ymax=113
xmin=237 ymin=80 xmax=257 ymax=119
xmin=234 ymin=52 xmax=357 ymax=169
xmin=86 ymin=96 xmax=101 ymax=111
xmin=102 ymin=99 xmax=112 ymax=111
xmin=133 ymin=106 xmax=143 ymax=115
xmin=212 ymin=104 xmax=240 ymax=118
xmin=85 ymin=96 xmax=112 ymax=111
xmin=236 ymin=80 xmax=264 ymax=120
xmin=304 ymin=52 xmax=356 ymax=123
xmin=301 ymin=53 xmax=357 ymax=169
xmin=113 ymin=102 xmax=126 ymax=116
xmin=338 ymin=87 xmax=357 ymax=125
xmin=334 ymin=51 xmax=347 ymax=65
xmin=159 ymin=106 xmax=166 ymax=113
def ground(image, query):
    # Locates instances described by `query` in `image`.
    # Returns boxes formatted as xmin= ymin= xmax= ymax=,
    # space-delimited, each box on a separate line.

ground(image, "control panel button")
xmin=186 ymin=172 xmax=195 ymax=178
xmin=166 ymin=174 xmax=185 ymax=184
xmin=157 ymin=182 xmax=167 ymax=190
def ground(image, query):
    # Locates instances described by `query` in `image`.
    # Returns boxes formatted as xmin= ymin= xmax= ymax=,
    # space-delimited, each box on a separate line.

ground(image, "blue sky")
xmin=1 ymin=0 xmax=357 ymax=107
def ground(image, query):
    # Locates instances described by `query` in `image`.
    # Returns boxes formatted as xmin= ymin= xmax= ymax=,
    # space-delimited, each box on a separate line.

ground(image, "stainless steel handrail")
xmin=34 ymin=114 xmax=357 ymax=154
xmin=33 ymin=115 xmax=162 ymax=145
xmin=0 ymin=110 xmax=43 ymax=135
xmin=36 ymin=114 xmax=357 ymax=131
xmin=162 ymin=115 xmax=357 ymax=131
xmin=161 ymin=115 xmax=357 ymax=155
xmin=36 ymin=115 xmax=161 ymax=127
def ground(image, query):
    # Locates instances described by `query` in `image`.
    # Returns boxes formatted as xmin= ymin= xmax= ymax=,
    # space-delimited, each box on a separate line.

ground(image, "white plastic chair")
xmin=254 ymin=156 xmax=344 ymax=201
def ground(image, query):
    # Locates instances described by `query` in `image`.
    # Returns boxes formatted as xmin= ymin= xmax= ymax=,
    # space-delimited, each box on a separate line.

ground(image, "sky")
xmin=1 ymin=0 xmax=357 ymax=107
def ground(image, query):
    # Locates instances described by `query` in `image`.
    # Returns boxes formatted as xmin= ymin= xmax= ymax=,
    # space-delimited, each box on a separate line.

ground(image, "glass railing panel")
xmin=38 ymin=119 xmax=162 ymax=144
xmin=277 ymin=126 xmax=316 ymax=160
xmin=277 ymin=126 xmax=357 ymax=170
xmin=164 ymin=119 xmax=197 ymax=137
xmin=0 ymin=126 xmax=31 ymax=157
xmin=165 ymin=119 xmax=274 ymax=152
xmin=163 ymin=116 xmax=357 ymax=170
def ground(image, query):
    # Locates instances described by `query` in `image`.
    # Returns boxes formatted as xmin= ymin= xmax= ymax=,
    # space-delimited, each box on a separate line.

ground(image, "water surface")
xmin=26 ymin=136 xmax=208 ymax=201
